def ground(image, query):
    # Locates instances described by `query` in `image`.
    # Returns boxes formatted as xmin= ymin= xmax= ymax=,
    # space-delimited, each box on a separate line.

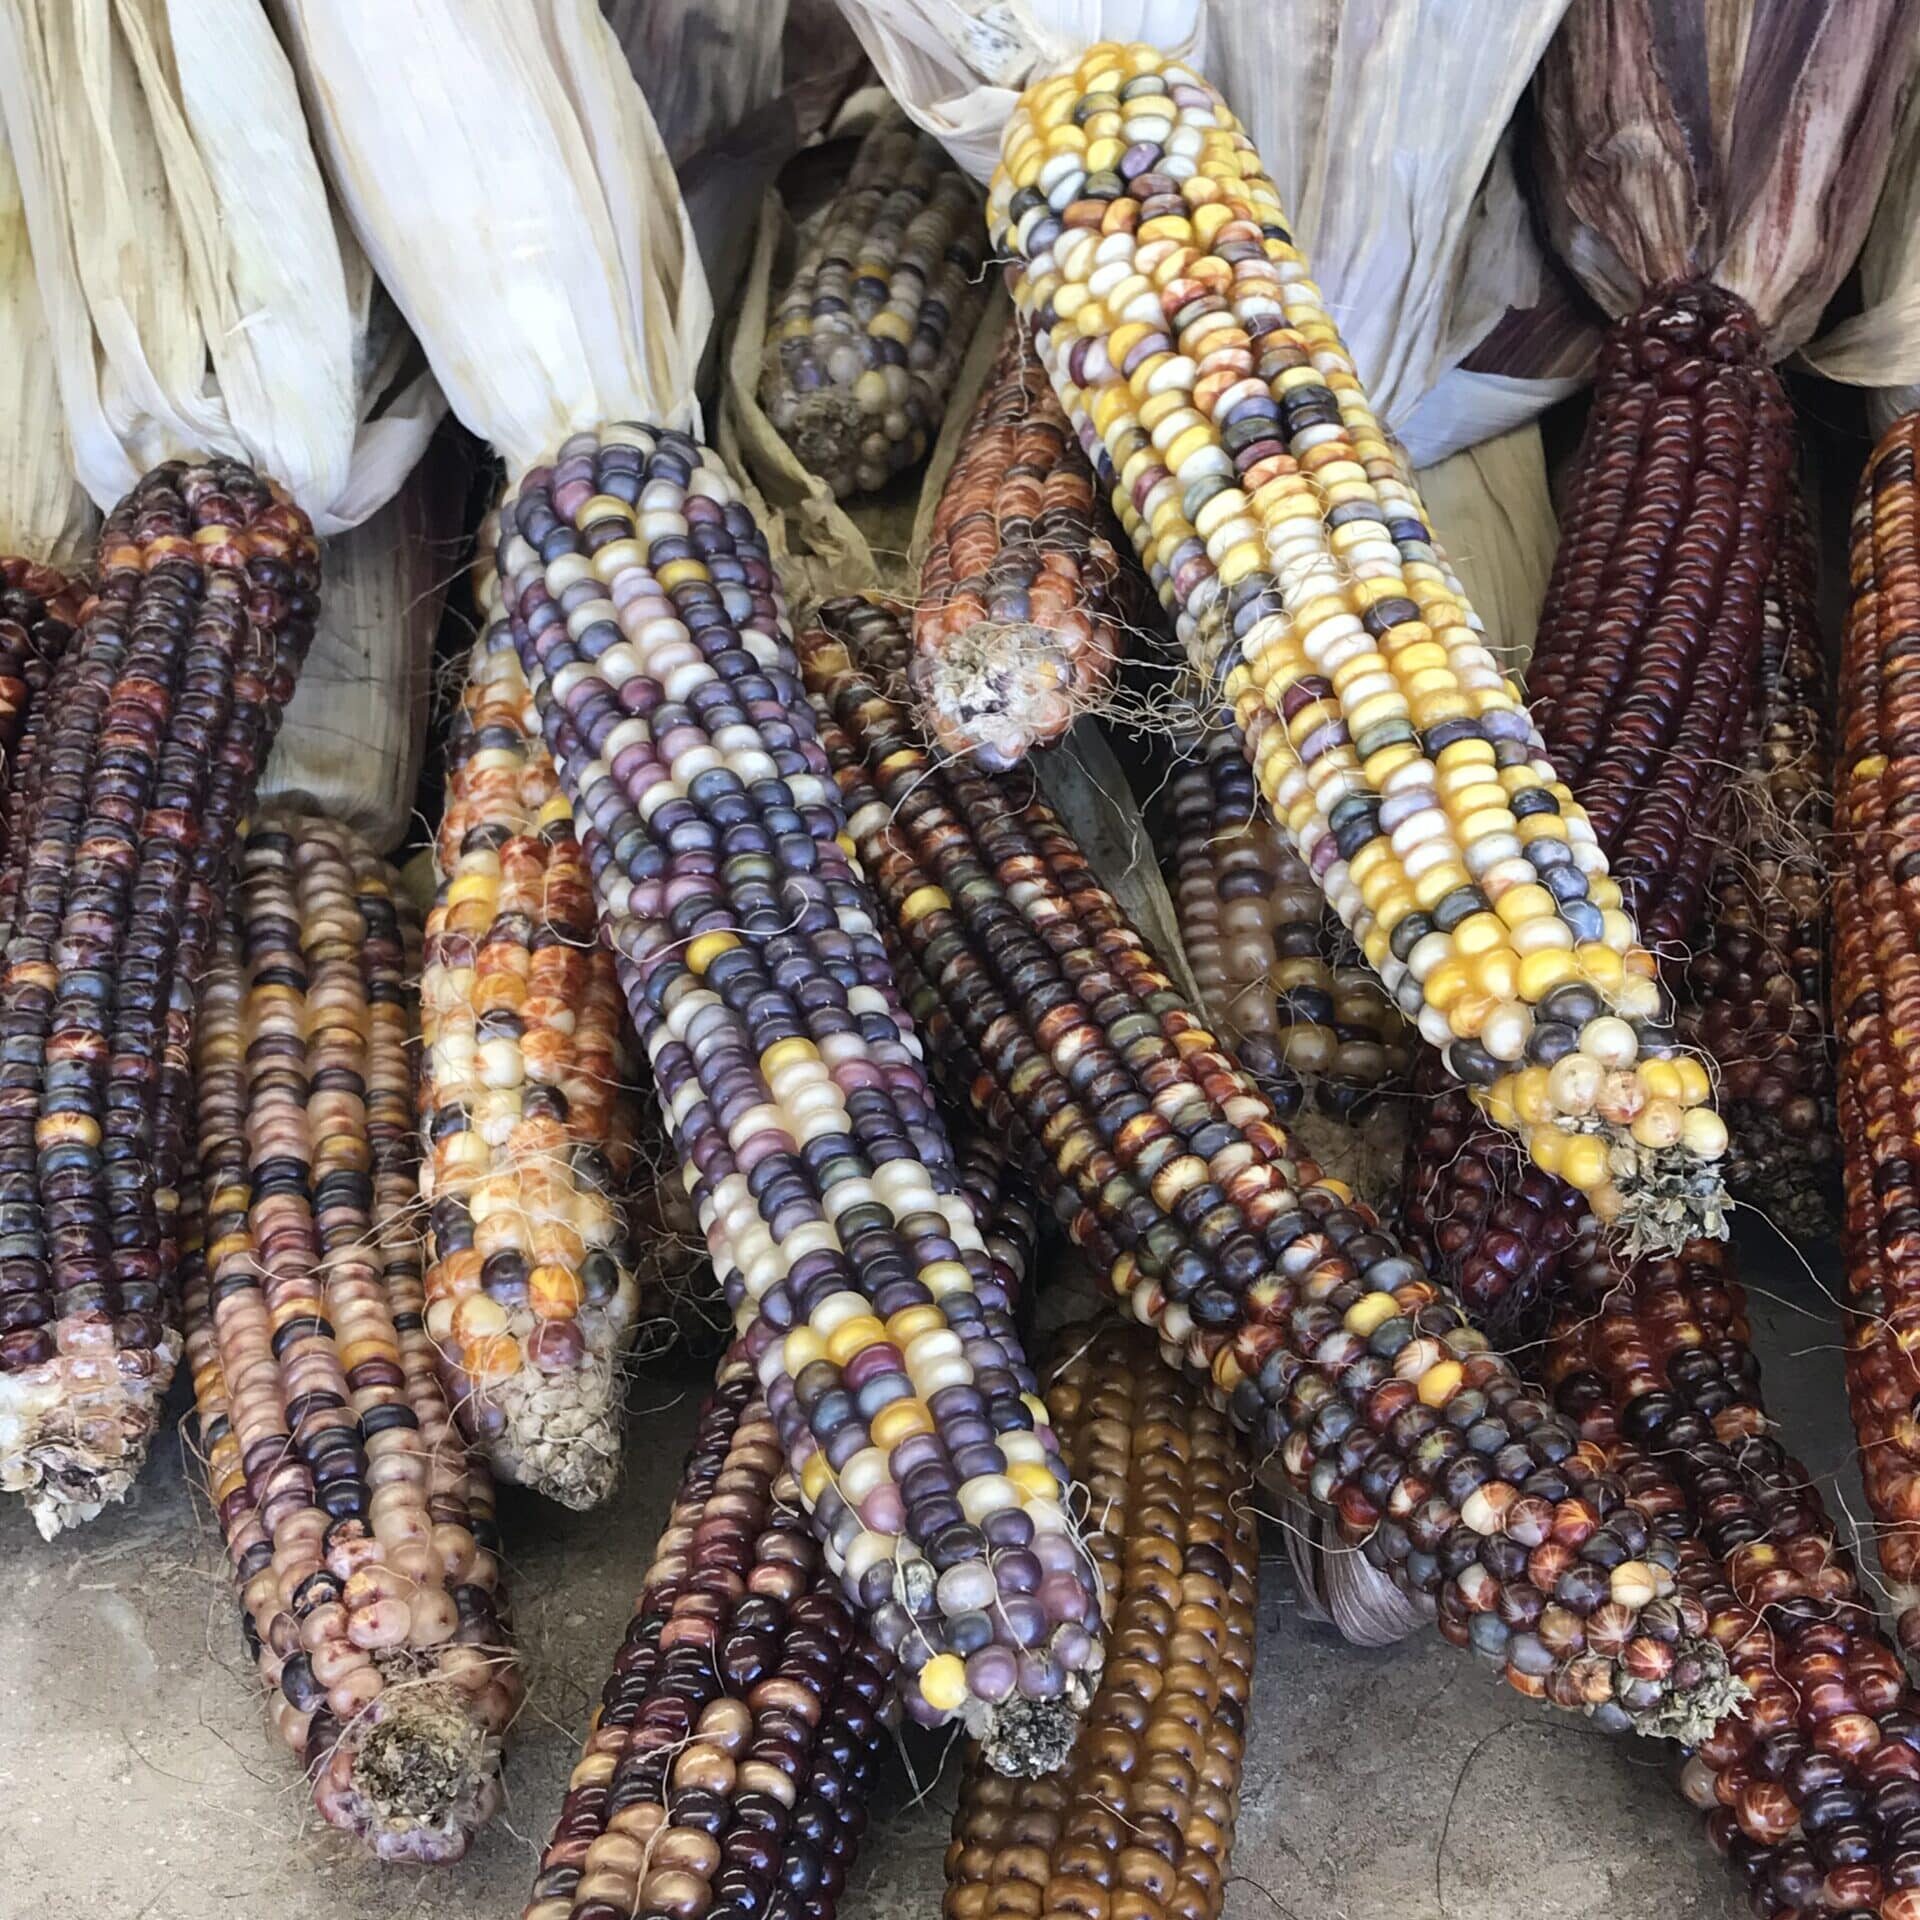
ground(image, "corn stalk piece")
xmin=989 ymin=45 xmax=1730 ymax=1252
xmin=187 ymin=812 xmax=519 ymax=1861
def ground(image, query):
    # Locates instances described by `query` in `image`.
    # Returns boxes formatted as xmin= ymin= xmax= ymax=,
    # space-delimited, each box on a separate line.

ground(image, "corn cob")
xmin=947 ymin=1320 xmax=1256 ymax=1920
xmin=951 ymin=1122 xmax=1038 ymax=1316
xmin=494 ymin=425 xmax=1101 ymax=1762
xmin=524 ymin=1342 xmax=892 ymax=1920
xmin=1676 ymin=493 xmax=1835 ymax=1235
xmin=761 ymin=118 xmax=989 ymax=499
xmin=989 ymin=46 xmax=1730 ymax=1250
xmin=186 ymin=811 xmax=518 ymax=1860
xmin=0 ymin=559 xmax=81 ymax=947
xmin=806 ymin=594 xmax=1744 ymax=1740
xmin=418 ymin=545 xmax=643 ymax=1509
xmin=0 ymin=458 xmax=315 ymax=1536
xmin=913 ymin=312 xmax=1128 ymax=766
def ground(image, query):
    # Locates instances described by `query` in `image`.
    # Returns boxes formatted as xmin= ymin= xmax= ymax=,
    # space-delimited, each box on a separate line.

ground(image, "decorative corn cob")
xmin=913 ymin=312 xmax=1128 ymax=766
xmin=418 ymin=544 xmax=643 ymax=1508
xmin=805 ymin=594 xmax=1743 ymax=1740
xmin=1676 ymin=495 xmax=1835 ymax=1235
xmin=989 ymin=46 xmax=1730 ymax=1249
xmin=524 ymin=1342 xmax=892 ymax=1920
xmin=0 ymin=458 xmax=315 ymax=1536
xmin=761 ymin=118 xmax=989 ymax=499
xmin=186 ymin=812 xmax=518 ymax=1861
xmin=946 ymin=1320 xmax=1256 ymax=1920
xmin=0 ymin=559 xmax=82 ymax=945
xmin=494 ymin=426 xmax=1101 ymax=1763
xmin=951 ymin=1122 xmax=1038 ymax=1315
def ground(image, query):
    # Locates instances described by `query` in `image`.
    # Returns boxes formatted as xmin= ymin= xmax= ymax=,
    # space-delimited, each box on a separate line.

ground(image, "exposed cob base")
xmin=0 ymin=1370 xmax=180 ymax=1537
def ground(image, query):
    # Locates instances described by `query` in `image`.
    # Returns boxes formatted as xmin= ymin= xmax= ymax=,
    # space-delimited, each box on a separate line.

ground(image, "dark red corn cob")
xmin=0 ymin=458 xmax=316 ymax=1537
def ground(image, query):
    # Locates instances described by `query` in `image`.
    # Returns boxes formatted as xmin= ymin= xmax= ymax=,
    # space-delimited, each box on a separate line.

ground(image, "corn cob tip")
xmin=0 ymin=1410 xmax=173 ymax=1540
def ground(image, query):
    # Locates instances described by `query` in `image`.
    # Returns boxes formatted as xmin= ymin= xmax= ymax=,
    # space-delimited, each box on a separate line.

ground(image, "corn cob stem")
xmin=186 ymin=812 xmax=518 ymax=1861
xmin=495 ymin=426 xmax=1101 ymax=1760
xmin=0 ymin=459 xmax=316 ymax=1536
xmin=989 ymin=46 xmax=1730 ymax=1251
xmin=805 ymin=594 xmax=1743 ymax=1741
xmin=947 ymin=1320 xmax=1256 ymax=1920
xmin=762 ymin=119 xmax=989 ymax=499
xmin=525 ymin=1341 xmax=892 ymax=1920
xmin=418 ymin=544 xmax=643 ymax=1508
xmin=913 ymin=312 xmax=1127 ymax=766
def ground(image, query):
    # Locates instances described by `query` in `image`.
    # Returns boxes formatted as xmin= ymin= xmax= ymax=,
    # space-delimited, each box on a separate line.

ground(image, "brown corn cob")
xmin=1677 ymin=492 xmax=1836 ymax=1235
xmin=805 ymin=594 xmax=1746 ymax=1742
xmin=946 ymin=1320 xmax=1256 ymax=1920
xmin=523 ymin=1342 xmax=893 ymax=1920
xmin=418 ymin=545 xmax=643 ymax=1509
xmin=186 ymin=811 xmax=518 ymax=1862
xmin=761 ymin=117 xmax=989 ymax=499
xmin=912 ymin=313 xmax=1127 ymax=767
xmin=0 ymin=459 xmax=316 ymax=1537
xmin=0 ymin=558 xmax=82 ymax=949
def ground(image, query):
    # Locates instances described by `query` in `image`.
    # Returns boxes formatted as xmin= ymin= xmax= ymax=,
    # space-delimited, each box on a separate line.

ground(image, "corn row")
xmin=762 ymin=118 xmax=989 ymax=499
xmin=186 ymin=812 xmax=518 ymax=1861
xmin=0 ymin=560 xmax=82 ymax=951
xmin=0 ymin=459 xmax=316 ymax=1536
xmin=1676 ymin=494 xmax=1836 ymax=1235
xmin=524 ymin=1342 xmax=892 ymax=1920
xmin=951 ymin=1122 xmax=1039 ymax=1317
xmin=989 ymin=46 xmax=1730 ymax=1250
xmin=913 ymin=313 xmax=1128 ymax=767
xmin=947 ymin=1320 xmax=1256 ymax=1920
xmin=494 ymin=426 xmax=1101 ymax=1761
xmin=418 ymin=546 xmax=642 ymax=1509
xmin=805 ymin=594 xmax=1744 ymax=1741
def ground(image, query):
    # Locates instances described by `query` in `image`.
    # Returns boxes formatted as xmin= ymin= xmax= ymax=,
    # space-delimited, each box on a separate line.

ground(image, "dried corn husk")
xmin=1532 ymin=0 xmax=1920 ymax=353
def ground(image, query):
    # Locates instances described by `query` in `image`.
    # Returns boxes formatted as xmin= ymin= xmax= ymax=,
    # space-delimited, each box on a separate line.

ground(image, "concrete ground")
xmin=0 ymin=1215 xmax=1856 ymax=1920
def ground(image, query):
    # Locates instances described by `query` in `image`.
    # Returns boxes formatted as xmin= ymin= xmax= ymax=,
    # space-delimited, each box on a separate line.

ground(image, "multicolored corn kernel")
xmin=186 ymin=812 xmax=518 ymax=1861
xmin=913 ymin=312 xmax=1128 ymax=766
xmin=761 ymin=118 xmax=989 ymax=498
xmin=988 ymin=44 xmax=1730 ymax=1251
xmin=0 ymin=558 xmax=82 ymax=950
xmin=0 ymin=459 xmax=316 ymax=1537
xmin=946 ymin=1320 xmax=1256 ymax=1920
xmin=419 ymin=546 xmax=642 ymax=1509
xmin=524 ymin=1343 xmax=891 ymax=1920
xmin=805 ymin=593 xmax=1742 ymax=1742
xmin=495 ymin=424 xmax=1102 ymax=1760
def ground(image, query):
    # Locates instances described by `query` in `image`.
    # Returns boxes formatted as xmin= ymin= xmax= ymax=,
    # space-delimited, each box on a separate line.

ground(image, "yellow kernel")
xmin=1560 ymin=1135 xmax=1612 ymax=1193
xmin=1516 ymin=948 xmax=1579 ymax=1001
xmin=1494 ymin=883 xmax=1556 ymax=927
xmin=1345 ymin=1292 xmax=1401 ymax=1336
xmin=1637 ymin=1059 xmax=1684 ymax=1103
xmin=1451 ymin=912 xmax=1507 ymax=957
xmin=1512 ymin=1067 xmax=1554 ymax=1126
xmin=826 ymin=1315 xmax=887 ymax=1367
xmin=871 ymin=1400 xmax=935 ymax=1449
xmin=1674 ymin=1056 xmax=1712 ymax=1106
xmin=1682 ymin=1108 xmax=1730 ymax=1159
xmin=801 ymin=1452 xmax=832 ymax=1504
xmin=685 ymin=931 xmax=738 ymax=974
xmin=919 ymin=1654 xmax=968 ymax=1714
xmin=1417 ymin=1359 xmax=1465 ymax=1409
xmin=1575 ymin=943 xmax=1626 ymax=994
xmin=1009 ymin=1461 xmax=1061 ymax=1501
xmin=899 ymin=884 xmax=950 ymax=924
xmin=1529 ymin=1123 xmax=1566 ymax=1176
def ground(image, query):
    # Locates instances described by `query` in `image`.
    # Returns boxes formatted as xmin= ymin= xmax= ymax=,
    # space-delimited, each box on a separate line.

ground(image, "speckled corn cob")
xmin=0 ymin=560 xmax=82 ymax=948
xmin=419 ymin=547 xmax=642 ymax=1509
xmin=186 ymin=813 xmax=518 ymax=1861
xmin=524 ymin=1343 xmax=892 ymax=1920
xmin=495 ymin=426 xmax=1102 ymax=1762
xmin=1677 ymin=494 xmax=1835 ymax=1236
xmin=913 ymin=313 xmax=1127 ymax=766
xmin=762 ymin=118 xmax=989 ymax=499
xmin=805 ymin=594 xmax=1743 ymax=1741
xmin=947 ymin=1320 xmax=1255 ymax=1920
xmin=0 ymin=459 xmax=315 ymax=1536
xmin=990 ymin=45 xmax=1730 ymax=1250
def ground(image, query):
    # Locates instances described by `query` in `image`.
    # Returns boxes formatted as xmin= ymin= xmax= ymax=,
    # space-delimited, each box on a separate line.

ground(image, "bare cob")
xmin=761 ymin=118 xmax=989 ymax=499
xmin=989 ymin=46 xmax=1730 ymax=1250
xmin=524 ymin=1343 xmax=892 ymax=1920
xmin=913 ymin=312 xmax=1128 ymax=766
xmin=805 ymin=594 xmax=1742 ymax=1741
xmin=0 ymin=458 xmax=315 ymax=1536
xmin=418 ymin=542 xmax=643 ymax=1508
xmin=946 ymin=1320 xmax=1256 ymax=1920
xmin=494 ymin=425 xmax=1100 ymax=1760
xmin=186 ymin=812 xmax=518 ymax=1860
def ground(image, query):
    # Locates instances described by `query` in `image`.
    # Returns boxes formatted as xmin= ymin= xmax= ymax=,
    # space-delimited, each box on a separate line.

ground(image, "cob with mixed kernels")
xmin=0 ymin=560 xmax=82 ymax=948
xmin=946 ymin=1320 xmax=1256 ymax=1920
xmin=0 ymin=458 xmax=315 ymax=1536
xmin=988 ymin=46 xmax=1730 ymax=1250
xmin=804 ymin=594 xmax=1744 ymax=1741
xmin=418 ymin=543 xmax=642 ymax=1508
xmin=186 ymin=813 xmax=518 ymax=1861
xmin=913 ymin=313 xmax=1128 ymax=766
xmin=524 ymin=1343 xmax=891 ymax=1920
xmin=495 ymin=426 xmax=1102 ymax=1764
xmin=761 ymin=118 xmax=989 ymax=499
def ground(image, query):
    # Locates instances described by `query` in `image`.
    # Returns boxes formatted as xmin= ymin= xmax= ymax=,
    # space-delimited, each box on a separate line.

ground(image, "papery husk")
xmin=0 ymin=0 xmax=440 ymax=531
xmin=1531 ymin=0 xmax=1920 ymax=353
